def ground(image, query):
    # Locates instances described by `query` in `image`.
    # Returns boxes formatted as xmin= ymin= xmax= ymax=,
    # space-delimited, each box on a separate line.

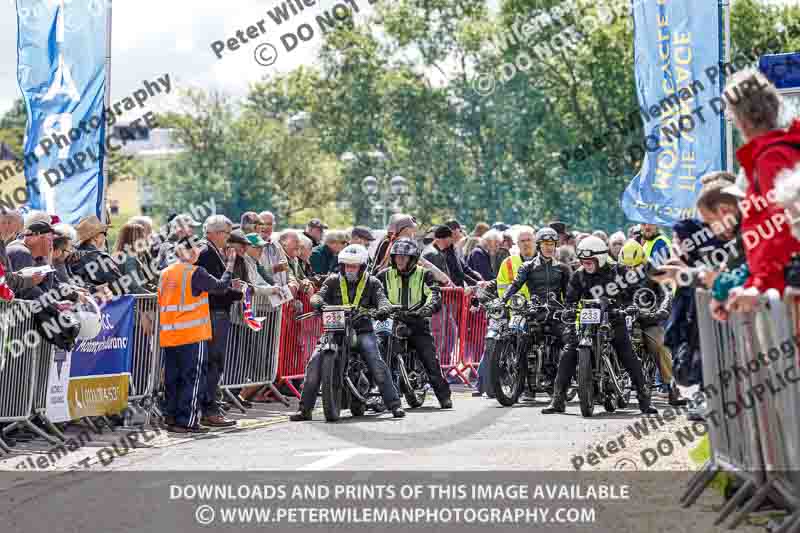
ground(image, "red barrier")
xmin=275 ymin=287 xmax=490 ymax=394
xmin=276 ymin=292 xmax=322 ymax=398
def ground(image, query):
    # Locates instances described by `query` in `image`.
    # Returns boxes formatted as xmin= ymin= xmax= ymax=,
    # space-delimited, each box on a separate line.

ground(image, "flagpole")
xmin=102 ymin=0 xmax=112 ymax=223
xmin=722 ymin=0 xmax=733 ymax=172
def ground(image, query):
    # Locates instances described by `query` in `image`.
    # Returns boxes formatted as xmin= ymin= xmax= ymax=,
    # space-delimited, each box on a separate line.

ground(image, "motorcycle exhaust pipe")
xmin=345 ymin=376 xmax=369 ymax=403
xmin=602 ymin=355 xmax=625 ymax=398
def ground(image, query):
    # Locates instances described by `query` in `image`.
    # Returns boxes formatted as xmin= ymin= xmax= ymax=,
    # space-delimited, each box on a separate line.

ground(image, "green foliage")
xmin=0 ymin=98 xmax=27 ymax=156
xmin=136 ymin=0 xmax=800 ymax=232
xmin=144 ymin=87 xmax=343 ymax=225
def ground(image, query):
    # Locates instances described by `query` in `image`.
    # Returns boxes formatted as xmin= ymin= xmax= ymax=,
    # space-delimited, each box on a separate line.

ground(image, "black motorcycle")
xmin=297 ymin=305 xmax=376 ymax=422
xmin=622 ymin=306 xmax=659 ymax=399
xmin=562 ymin=298 xmax=633 ymax=418
xmin=488 ymin=293 xmax=575 ymax=407
xmin=375 ymin=304 xmax=430 ymax=409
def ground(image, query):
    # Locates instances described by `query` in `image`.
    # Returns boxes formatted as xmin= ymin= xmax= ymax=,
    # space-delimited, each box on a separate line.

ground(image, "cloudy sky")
xmin=0 ymin=0 xmax=797 ymax=116
xmin=0 ymin=0 xmax=375 ymax=115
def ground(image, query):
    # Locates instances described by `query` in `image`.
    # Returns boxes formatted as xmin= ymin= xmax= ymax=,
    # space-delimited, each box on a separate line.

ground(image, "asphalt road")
xmin=0 ymin=391 xmax=775 ymax=533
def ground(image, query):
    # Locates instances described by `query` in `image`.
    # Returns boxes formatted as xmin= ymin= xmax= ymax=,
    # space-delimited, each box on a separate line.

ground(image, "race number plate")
xmin=374 ymin=318 xmax=394 ymax=335
xmin=579 ymin=308 xmax=601 ymax=324
xmin=323 ymin=310 xmax=346 ymax=331
xmin=509 ymin=315 xmax=526 ymax=332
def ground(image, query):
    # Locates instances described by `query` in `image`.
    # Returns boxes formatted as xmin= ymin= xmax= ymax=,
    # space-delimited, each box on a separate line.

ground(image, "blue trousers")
xmin=300 ymin=333 xmax=401 ymax=411
xmin=203 ymin=311 xmax=230 ymax=416
xmin=164 ymin=341 xmax=207 ymax=428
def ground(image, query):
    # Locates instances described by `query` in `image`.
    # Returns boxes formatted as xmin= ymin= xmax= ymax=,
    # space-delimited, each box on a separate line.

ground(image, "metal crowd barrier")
xmin=276 ymin=291 xmax=321 ymax=398
xmin=220 ymin=292 xmax=286 ymax=411
xmin=274 ymin=287 xmax=491 ymax=393
xmin=430 ymin=287 xmax=488 ymax=386
xmin=0 ymin=299 xmax=62 ymax=451
xmin=125 ymin=294 xmax=161 ymax=425
xmin=683 ymin=289 xmax=800 ymax=532
xmin=431 ymin=288 xmax=469 ymax=384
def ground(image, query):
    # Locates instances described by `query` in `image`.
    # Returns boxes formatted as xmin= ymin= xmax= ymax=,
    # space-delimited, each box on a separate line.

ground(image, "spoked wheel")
xmin=493 ymin=338 xmax=526 ymax=407
xmin=577 ymin=347 xmax=595 ymax=418
xmin=524 ymin=346 xmax=541 ymax=402
xmin=565 ymin=384 xmax=578 ymax=402
xmin=398 ymin=354 xmax=427 ymax=408
xmin=321 ymin=353 xmax=343 ymax=422
xmin=642 ymin=350 xmax=658 ymax=389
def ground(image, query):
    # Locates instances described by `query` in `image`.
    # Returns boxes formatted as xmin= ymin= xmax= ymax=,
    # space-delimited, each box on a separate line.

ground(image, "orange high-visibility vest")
xmin=158 ymin=263 xmax=212 ymax=347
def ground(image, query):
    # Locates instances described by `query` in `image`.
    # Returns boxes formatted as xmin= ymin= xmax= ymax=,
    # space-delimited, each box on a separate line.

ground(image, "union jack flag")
xmin=0 ymin=262 xmax=14 ymax=302
xmin=242 ymin=285 xmax=266 ymax=331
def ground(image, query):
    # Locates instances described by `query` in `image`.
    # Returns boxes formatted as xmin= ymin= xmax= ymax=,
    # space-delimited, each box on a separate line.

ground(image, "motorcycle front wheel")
xmin=398 ymin=354 xmax=427 ymax=408
xmin=321 ymin=352 xmax=344 ymax=422
xmin=493 ymin=338 xmax=526 ymax=407
xmin=577 ymin=347 xmax=595 ymax=418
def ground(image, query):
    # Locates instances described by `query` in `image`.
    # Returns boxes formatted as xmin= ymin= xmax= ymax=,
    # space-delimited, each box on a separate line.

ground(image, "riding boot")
xmin=636 ymin=383 xmax=658 ymax=415
xmin=542 ymin=384 xmax=566 ymax=414
xmin=289 ymin=408 xmax=312 ymax=422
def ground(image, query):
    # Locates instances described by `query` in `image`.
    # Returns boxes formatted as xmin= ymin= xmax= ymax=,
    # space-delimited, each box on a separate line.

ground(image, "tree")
xmin=143 ymin=87 xmax=343 ymax=224
xmin=0 ymin=98 xmax=27 ymax=156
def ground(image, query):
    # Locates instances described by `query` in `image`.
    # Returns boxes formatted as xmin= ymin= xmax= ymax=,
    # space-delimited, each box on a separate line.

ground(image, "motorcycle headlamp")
xmin=510 ymin=294 xmax=527 ymax=312
xmin=395 ymin=323 xmax=412 ymax=339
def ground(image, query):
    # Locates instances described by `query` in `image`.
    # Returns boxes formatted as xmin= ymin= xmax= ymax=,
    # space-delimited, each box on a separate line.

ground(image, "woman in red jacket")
xmin=724 ymin=69 xmax=800 ymax=312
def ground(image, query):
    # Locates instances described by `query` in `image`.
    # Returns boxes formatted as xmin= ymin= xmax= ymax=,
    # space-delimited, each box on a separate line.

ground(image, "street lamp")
xmin=341 ymin=150 xmax=411 ymax=227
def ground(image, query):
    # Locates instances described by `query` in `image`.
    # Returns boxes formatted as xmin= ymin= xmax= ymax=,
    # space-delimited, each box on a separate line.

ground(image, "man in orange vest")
xmin=159 ymin=236 xmax=240 ymax=434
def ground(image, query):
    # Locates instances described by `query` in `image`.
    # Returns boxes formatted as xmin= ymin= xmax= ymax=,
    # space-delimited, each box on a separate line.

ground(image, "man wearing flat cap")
xmin=372 ymin=215 xmax=417 ymax=273
xmin=7 ymin=218 xmax=59 ymax=300
xmin=303 ymin=218 xmax=328 ymax=248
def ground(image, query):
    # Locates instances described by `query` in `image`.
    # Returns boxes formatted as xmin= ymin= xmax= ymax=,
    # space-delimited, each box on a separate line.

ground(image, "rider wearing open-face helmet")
xmin=541 ymin=235 xmax=658 ymax=416
xmin=502 ymin=226 xmax=570 ymax=304
xmin=376 ymin=238 xmax=452 ymax=409
xmin=290 ymin=244 xmax=406 ymax=421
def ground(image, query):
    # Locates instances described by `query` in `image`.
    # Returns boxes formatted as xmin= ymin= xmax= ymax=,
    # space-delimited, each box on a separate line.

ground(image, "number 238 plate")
xmin=323 ymin=310 xmax=346 ymax=330
xmin=579 ymin=308 xmax=601 ymax=324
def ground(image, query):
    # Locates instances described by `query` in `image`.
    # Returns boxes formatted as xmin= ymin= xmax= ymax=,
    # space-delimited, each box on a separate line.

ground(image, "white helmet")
xmin=72 ymin=296 xmax=103 ymax=340
xmin=338 ymin=244 xmax=370 ymax=266
xmin=576 ymin=235 xmax=609 ymax=268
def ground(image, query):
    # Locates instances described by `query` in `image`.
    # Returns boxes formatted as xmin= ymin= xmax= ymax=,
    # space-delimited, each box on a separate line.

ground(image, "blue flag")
xmin=621 ymin=0 xmax=723 ymax=226
xmin=16 ymin=0 xmax=108 ymax=223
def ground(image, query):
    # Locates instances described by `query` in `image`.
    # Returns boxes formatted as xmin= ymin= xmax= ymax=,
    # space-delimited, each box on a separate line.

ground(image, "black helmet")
xmin=390 ymin=237 xmax=420 ymax=272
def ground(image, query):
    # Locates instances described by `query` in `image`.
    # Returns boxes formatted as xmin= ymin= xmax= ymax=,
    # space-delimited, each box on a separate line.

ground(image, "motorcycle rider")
xmin=289 ymin=244 xmax=406 ymax=421
xmin=618 ymin=240 xmax=688 ymax=407
xmin=542 ymin=235 xmax=658 ymax=415
xmin=502 ymin=227 xmax=570 ymax=303
xmin=501 ymin=227 xmax=571 ymax=399
xmin=376 ymin=238 xmax=453 ymax=409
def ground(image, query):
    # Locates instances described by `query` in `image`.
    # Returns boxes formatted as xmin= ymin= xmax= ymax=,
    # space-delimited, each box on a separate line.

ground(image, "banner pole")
xmin=102 ymin=0 xmax=112 ymax=223
xmin=722 ymin=0 xmax=733 ymax=172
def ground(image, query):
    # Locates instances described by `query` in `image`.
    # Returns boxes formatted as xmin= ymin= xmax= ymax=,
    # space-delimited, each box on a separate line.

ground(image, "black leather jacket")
xmin=565 ymin=262 xmax=636 ymax=321
xmin=504 ymin=254 xmax=570 ymax=302
xmin=311 ymin=273 xmax=391 ymax=334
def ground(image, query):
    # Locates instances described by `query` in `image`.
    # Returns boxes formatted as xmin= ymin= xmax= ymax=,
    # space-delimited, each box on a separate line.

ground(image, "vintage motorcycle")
xmin=375 ymin=304 xmax=430 ymax=409
xmin=562 ymin=298 xmax=635 ymax=417
xmin=488 ymin=293 xmax=575 ymax=407
xmin=297 ymin=305 xmax=377 ymax=422
xmin=618 ymin=304 xmax=660 ymax=402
